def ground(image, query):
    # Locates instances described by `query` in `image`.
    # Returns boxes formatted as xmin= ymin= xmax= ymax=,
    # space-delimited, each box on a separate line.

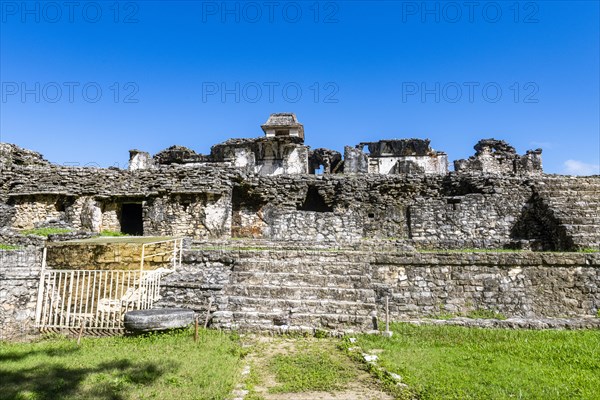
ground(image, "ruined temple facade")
xmin=2 ymin=114 xmax=600 ymax=339
xmin=0 ymin=113 xmax=598 ymax=251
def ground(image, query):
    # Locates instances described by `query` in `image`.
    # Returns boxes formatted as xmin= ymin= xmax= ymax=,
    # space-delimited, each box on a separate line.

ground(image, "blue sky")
xmin=1 ymin=0 xmax=599 ymax=174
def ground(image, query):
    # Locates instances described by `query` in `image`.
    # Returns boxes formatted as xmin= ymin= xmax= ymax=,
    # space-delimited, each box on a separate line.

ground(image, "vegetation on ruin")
xmin=0 ymin=244 xmax=20 ymax=250
xmin=0 ymin=328 xmax=243 ymax=400
xmin=354 ymin=323 xmax=600 ymax=400
xmin=99 ymin=230 xmax=129 ymax=237
xmin=20 ymin=228 xmax=72 ymax=237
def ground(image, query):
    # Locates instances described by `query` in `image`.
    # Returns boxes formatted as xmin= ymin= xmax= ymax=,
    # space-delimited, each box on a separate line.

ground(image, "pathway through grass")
xmin=240 ymin=335 xmax=391 ymax=400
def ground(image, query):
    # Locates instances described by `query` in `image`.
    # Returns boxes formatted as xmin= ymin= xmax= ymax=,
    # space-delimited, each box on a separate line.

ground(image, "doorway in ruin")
xmin=298 ymin=186 xmax=333 ymax=212
xmin=121 ymin=203 xmax=143 ymax=236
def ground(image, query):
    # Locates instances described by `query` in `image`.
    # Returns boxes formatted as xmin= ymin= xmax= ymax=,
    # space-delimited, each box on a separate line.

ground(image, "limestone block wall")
xmin=45 ymin=241 xmax=177 ymax=270
xmin=372 ymin=252 xmax=600 ymax=318
xmin=263 ymin=208 xmax=363 ymax=243
xmin=408 ymin=192 xmax=529 ymax=249
xmin=144 ymin=193 xmax=232 ymax=238
xmin=1 ymin=161 xmax=599 ymax=249
xmin=9 ymin=195 xmax=65 ymax=229
xmin=2 ymin=245 xmax=599 ymax=338
xmin=0 ymin=249 xmax=42 ymax=340
xmin=154 ymin=250 xmax=233 ymax=317
xmin=156 ymin=248 xmax=599 ymax=331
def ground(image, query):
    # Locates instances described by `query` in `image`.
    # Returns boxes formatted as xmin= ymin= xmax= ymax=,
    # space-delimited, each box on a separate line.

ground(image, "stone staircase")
xmin=536 ymin=177 xmax=600 ymax=250
xmin=211 ymin=250 xmax=379 ymax=333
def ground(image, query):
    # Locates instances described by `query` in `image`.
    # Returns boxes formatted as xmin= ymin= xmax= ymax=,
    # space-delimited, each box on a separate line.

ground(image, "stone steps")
xmin=225 ymin=285 xmax=376 ymax=303
xmin=231 ymin=271 xmax=372 ymax=289
xmin=212 ymin=251 xmax=381 ymax=331
xmin=212 ymin=310 xmax=375 ymax=332
xmin=234 ymin=260 xmax=371 ymax=275
xmin=225 ymin=296 xmax=378 ymax=314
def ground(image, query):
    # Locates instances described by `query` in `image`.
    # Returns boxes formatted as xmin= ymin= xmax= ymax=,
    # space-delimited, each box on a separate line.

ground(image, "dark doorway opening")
xmin=298 ymin=186 xmax=333 ymax=212
xmin=121 ymin=203 xmax=143 ymax=236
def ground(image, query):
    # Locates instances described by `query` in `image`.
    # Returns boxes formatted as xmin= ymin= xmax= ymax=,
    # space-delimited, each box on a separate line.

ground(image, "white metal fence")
xmin=35 ymin=238 xmax=183 ymax=332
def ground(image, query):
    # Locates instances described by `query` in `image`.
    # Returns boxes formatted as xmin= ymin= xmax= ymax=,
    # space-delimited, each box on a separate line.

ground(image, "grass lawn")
xmin=0 ymin=329 xmax=244 ymax=400
xmin=355 ymin=323 xmax=600 ymax=400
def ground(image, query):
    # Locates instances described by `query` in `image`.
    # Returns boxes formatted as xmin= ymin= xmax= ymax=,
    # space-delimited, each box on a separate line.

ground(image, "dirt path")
xmin=234 ymin=335 xmax=393 ymax=400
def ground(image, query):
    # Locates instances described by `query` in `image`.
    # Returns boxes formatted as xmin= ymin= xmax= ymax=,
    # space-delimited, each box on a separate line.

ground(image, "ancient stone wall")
xmin=1 ymin=156 xmax=599 ymax=250
xmin=372 ymin=251 xmax=600 ymax=318
xmin=263 ymin=208 xmax=363 ymax=243
xmin=2 ymin=244 xmax=599 ymax=338
xmin=0 ymin=249 xmax=43 ymax=340
xmin=154 ymin=247 xmax=600 ymax=331
xmin=45 ymin=241 xmax=177 ymax=270
xmin=144 ymin=193 xmax=232 ymax=238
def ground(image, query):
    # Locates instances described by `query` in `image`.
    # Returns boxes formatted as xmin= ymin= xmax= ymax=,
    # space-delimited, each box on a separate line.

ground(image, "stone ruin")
xmin=0 ymin=113 xmax=599 ymax=338
xmin=2 ymin=112 xmax=591 ymax=250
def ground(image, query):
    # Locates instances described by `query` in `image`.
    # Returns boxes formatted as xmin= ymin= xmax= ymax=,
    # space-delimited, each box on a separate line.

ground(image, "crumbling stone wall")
xmin=454 ymin=139 xmax=543 ymax=174
xmin=160 ymin=247 xmax=600 ymax=332
xmin=2 ymin=244 xmax=599 ymax=338
xmin=345 ymin=139 xmax=448 ymax=175
xmin=211 ymin=137 xmax=309 ymax=175
xmin=0 ymin=249 xmax=42 ymax=340
xmin=264 ymin=208 xmax=363 ymax=243
xmin=1 ymin=144 xmax=598 ymax=250
xmin=8 ymin=195 xmax=74 ymax=229
xmin=44 ymin=241 xmax=176 ymax=270
xmin=373 ymin=252 xmax=600 ymax=318
xmin=145 ymin=193 xmax=232 ymax=238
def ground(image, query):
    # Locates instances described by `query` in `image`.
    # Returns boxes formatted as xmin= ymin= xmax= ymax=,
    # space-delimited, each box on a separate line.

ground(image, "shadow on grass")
xmin=0 ymin=346 xmax=80 ymax=363
xmin=1 ymin=358 xmax=173 ymax=400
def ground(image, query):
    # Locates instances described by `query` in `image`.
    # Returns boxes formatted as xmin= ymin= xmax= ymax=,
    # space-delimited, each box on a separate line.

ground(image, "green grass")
xmin=356 ymin=323 xmax=600 ymax=400
xmin=0 ymin=244 xmax=20 ymax=250
xmin=99 ymin=230 xmax=128 ymax=237
xmin=267 ymin=342 xmax=357 ymax=393
xmin=0 ymin=329 xmax=244 ymax=400
xmin=20 ymin=228 xmax=72 ymax=237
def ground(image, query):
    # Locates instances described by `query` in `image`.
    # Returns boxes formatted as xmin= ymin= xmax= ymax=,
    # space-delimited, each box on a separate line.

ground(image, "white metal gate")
xmin=35 ymin=238 xmax=183 ymax=332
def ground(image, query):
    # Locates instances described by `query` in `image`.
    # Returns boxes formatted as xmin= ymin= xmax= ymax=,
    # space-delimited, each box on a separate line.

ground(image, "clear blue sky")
xmin=1 ymin=0 xmax=599 ymax=174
